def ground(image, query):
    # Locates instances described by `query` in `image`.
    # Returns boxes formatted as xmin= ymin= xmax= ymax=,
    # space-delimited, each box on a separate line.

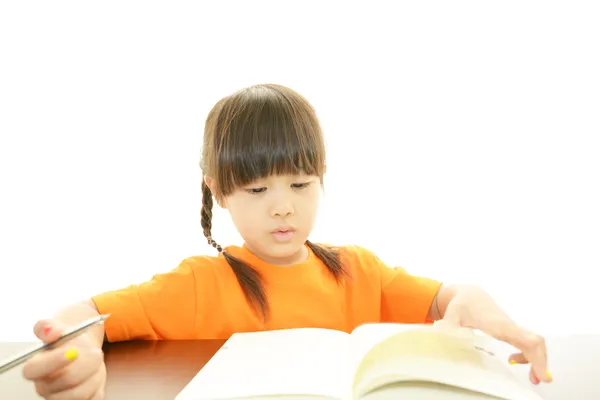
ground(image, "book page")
xmin=175 ymin=328 xmax=351 ymax=400
xmin=348 ymin=327 xmax=542 ymax=400
xmin=360 ymin=381 xmax=519 ymax=400
xmin=347 ymin=323 xmax=477 ymax=372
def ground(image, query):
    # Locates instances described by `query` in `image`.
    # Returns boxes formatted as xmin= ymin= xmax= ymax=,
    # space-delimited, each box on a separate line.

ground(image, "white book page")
xmin=175 ymin=328 xmax=351 ymax=400
xmin=348 ymin=328 xmax=541 ymax=400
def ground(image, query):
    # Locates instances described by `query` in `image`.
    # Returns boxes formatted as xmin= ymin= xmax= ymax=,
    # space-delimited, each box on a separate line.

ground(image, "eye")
xmin=291 ymin=182 xmax=311 ymax=189
xmin=246 ymin=187 xmax=266 ymax=195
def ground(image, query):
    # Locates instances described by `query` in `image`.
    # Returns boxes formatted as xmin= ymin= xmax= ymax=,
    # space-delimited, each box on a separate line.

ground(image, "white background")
xmin=0 ymin=2 xmax=598 ymax=341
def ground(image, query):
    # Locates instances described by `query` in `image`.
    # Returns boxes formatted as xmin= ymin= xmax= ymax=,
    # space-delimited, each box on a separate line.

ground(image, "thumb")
xmin=33 ymin=319 xmax=66 ymax=343
xmin=441 ymin=303 xmax=463 ymax=327
xmin=508 ymin=352 xmax=529 ymax=365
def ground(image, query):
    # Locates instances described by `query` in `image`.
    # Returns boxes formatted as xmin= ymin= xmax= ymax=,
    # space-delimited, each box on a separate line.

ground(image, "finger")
xmin=45 ymin=366 xmax=105 ymax=400
xmin=533 ymin=363 xmax=553 ymax=384
xmin=509 ymin=352 xmax=540 ymax=384
xmin=529 ymin=368 xmax=540 ymax=385
xmin=528 ymin=341 xmax=551 ymax=383
xmin=90 ymin=386 xmax=106 ymax=400
xmin=441 ymin=305 xmax=462 ymax=327
xmin=23 ymin=346 xmax=81 ymax=381
xmin=517 ymin=333 xmax=551 ymax=383
xmin=508 ymin=352 xmax=528 ymax=365
xmin=33 ymin=319 xmax=65 ymax=343
xmin=36 ymin=348 xmax=103 ymax=394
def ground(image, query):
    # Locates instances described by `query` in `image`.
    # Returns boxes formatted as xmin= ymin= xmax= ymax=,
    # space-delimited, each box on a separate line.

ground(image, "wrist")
xmin=53 ymin=302 xmax=106 ymax=348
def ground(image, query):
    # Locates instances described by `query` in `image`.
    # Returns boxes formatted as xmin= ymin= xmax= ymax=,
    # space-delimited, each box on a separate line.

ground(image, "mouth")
xmin=271 ymin=227 xmax=296 ymax=241
xmin=272 ymin=226 xmax=295 ymax=233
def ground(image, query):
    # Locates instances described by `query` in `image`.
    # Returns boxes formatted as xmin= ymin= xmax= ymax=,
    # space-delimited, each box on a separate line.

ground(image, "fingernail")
xmin=42 ymin=326 xmax=52 ymax=336
xmin=64 ymin=348 xmax=78 ymax=361
xmin=546 ymin=371 xmax=553 ymax=381
xmin=509 ymin=359 xmax=517 ymax=365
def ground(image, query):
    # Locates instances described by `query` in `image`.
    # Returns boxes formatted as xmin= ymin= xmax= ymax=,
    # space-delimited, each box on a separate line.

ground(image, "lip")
xmin=271 ymin=226 xmax=296 ymax=242
xmin=271 ymin=226 xmax=295 ymax=233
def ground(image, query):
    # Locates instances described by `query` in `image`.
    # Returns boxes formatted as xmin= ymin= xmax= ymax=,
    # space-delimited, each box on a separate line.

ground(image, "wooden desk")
xmin=1 ymin=335 xmax=597 ymax=399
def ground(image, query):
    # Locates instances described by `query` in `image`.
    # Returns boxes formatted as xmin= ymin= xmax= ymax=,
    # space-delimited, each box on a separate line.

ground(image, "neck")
xmin=244 ymin=243 xmax=309 ymax=266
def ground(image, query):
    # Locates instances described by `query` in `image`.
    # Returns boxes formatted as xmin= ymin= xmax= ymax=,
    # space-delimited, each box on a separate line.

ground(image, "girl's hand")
xmin=442 ymin=286 xmax=552 ymax=385
xmin=22 ymin=320 xmax=106 ymax=400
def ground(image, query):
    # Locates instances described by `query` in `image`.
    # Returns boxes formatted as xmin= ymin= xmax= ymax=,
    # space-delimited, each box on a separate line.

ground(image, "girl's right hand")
xmin=22 ymin=320 xmax=107 ymax=400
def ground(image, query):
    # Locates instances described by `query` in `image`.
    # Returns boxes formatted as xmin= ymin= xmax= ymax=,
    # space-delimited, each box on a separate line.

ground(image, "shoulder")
xmin=339 ymin=244 xmax=381 ymax=258
xmin=178 ymin=253 xmax=222 ymax=269
xmin=314 ymin=242 xmax=385 ymax=271
xmin=337 ymin=244 xmax=378 ymax=261
xmin=175 ymin=252 xmax=232 ymax=278
xmin=126 ymin=254 xmax=224 ymax=291
xmin=138 ymin=252 xmax=238 ymax=297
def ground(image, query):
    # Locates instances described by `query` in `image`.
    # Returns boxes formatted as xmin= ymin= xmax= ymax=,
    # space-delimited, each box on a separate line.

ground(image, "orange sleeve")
xmin=378 ymin=258 xmax=443 ymax=323
xmin=91 ymin=259 xmax=198 ymax=342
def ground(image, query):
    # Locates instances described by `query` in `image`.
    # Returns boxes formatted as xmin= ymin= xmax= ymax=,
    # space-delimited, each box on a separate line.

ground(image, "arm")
xmin=426 ymin=283 xmax=458 ymax=321
xmin=428 ymin=284 xmax=527 ymax=346
xmin=46 ymin=258 xmax=200 ymax=344
xmin=427 ymin=283 xmax=551 ymax=384
xmin=90 ymin=259 xmax=200 ymax=342
xmin=370 ymin=249 xmax=443 ymax=323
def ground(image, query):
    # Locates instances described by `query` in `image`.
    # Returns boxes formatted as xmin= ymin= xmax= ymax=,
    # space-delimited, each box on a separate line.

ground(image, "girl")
xmin=22 ymin=84 xmax=551 ymax=400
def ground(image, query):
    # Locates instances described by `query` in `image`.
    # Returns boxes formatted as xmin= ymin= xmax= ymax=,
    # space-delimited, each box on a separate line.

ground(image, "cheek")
xmin=228 ymin=200 xmax=261 ymax=230
xmin=298 ymin=188 xmax=321 ymax=219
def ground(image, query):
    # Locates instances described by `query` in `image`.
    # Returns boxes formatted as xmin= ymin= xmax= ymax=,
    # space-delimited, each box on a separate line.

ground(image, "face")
xmin=207 ymin=173 xmax=322 ymax=266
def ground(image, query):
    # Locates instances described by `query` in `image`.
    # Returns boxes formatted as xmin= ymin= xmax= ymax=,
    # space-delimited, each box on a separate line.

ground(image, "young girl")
xmin=22 ymin=84 xmax=551 ymax=400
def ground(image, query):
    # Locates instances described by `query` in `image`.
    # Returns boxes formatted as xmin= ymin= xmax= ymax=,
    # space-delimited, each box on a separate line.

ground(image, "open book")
xmin=175 ymin=323 xmax=543 ymax=400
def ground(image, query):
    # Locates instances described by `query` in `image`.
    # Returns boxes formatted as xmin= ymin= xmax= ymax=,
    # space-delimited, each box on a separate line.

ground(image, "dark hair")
xmin=200 ymin=84 xmax=348 ymax=319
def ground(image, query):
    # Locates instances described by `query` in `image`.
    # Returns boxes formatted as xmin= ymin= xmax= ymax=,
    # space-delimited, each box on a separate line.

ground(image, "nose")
xmin=270 ymin=191 xmax=295 ymax=217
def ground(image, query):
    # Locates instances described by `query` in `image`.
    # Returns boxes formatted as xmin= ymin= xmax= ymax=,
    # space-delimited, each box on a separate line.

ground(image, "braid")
xmin=306 ymin=240 xmax=349 ymax=282
xmin=201 ymin=180 xmax=266 ymax=318
xmin=201 ymin=181 xmax=222 ymax=252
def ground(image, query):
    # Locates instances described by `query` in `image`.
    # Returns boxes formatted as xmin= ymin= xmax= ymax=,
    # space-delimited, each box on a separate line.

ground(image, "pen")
xmin=0 ymin=314 xmax=110 ymax=374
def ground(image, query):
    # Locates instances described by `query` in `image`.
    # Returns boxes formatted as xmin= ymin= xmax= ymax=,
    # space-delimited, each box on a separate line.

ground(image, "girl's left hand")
xmin=442 ymin=286 xmax=552 ymax=385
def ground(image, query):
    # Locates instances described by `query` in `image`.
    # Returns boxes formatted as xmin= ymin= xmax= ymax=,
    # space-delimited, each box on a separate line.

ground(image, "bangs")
xmin=208 ymin=85 xmax=326 ymax=196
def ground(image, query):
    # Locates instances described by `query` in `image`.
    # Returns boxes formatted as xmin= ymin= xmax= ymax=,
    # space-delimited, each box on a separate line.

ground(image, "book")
xmin=174 ymin=322 xmax=543 ymax=400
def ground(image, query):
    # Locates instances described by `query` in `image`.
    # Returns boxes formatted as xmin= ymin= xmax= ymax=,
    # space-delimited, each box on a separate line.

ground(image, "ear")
xmin=204 ymin=175 xmax=215 ymax=193
xmin=203 ymin=175 xmax=227 ymax=209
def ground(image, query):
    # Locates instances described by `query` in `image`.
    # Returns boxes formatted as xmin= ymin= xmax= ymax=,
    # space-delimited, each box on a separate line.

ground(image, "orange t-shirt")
xmin=91 ymin=244 xmax=442 ymax=342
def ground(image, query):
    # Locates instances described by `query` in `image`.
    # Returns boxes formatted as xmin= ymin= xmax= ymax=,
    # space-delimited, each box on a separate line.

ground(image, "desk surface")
xmin=0 ymin=334 xmax=597 ymax=399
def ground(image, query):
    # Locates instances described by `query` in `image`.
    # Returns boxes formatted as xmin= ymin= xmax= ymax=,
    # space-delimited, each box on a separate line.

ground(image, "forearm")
xmin=435 ymin=284 xmax=477 ymax=318
xmin=434 ymin=284 xmax=524 ymax=342
xmin=52 ymin=300 xmax=105 ymax=348
xmin=432 ymin=283 xmax=495 ymax=320
xmin=428 ymin=283 xmax=462 ymax=320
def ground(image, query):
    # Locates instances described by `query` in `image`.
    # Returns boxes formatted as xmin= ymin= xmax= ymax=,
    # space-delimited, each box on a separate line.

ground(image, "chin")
xmin=262 ymin=237 xmax=307 ymax=256
xmin=269 ymin=241 xmax=304 ymax=254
